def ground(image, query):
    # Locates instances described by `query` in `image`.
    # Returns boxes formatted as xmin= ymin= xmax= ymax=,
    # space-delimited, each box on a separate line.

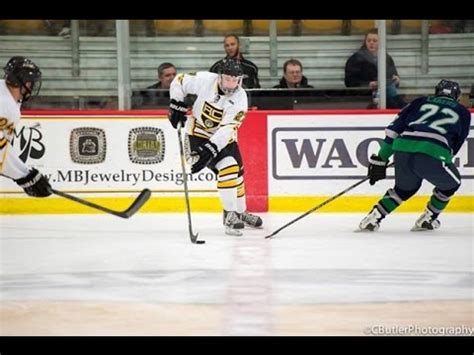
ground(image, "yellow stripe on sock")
xmin=237 ymin=184 xmax=245 ymax=197
xmin=217 ymin=179 xmax=238 ymax=189
xmin=218 ymin=165 xmax=239 ymax=177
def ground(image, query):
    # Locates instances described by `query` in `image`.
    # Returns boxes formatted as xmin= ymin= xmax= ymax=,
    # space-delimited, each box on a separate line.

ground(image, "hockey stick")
xmin=176 ymin=122 xmax=205 ymax=244
xmin=265 ymin=163 xmax=394 ymax=239
xmin=49 ymin=188 xmax=151 ymax=219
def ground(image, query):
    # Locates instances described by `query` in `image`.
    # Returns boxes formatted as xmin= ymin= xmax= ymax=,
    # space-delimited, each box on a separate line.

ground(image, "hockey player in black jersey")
xmin=359 ymin=79 xmax=471 ymax=231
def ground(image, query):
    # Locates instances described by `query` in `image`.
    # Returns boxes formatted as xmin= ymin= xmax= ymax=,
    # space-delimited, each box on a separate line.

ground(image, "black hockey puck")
xmin=196 ymin=240 xmax=206 ymax=244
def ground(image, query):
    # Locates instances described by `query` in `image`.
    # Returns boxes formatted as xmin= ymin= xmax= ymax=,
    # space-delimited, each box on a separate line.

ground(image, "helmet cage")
xmin=218 ymin=58 xmax=243 ymax=95
xmin=218 ymin=73 xmax=243 ymax=95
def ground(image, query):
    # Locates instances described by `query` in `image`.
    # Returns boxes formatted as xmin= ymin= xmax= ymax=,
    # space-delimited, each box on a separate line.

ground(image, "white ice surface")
xmin=1 ymin=213 xmax=472 ymax=305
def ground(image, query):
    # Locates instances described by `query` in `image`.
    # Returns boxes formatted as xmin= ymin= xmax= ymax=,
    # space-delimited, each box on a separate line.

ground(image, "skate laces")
xmin=359 ymin=207 xmax=382 ymax=230
xmin=241 ymin=212 xmax=258 ymax=224
xmin=225 ymin=211 xmax=241 ymax=225
xmin=416 ymin=210 xmax=439 ymax=227
xmin=364 ymin=208 xmax=382 ymax=223
xmin=240 ymin=211 xmax=263 ymax=228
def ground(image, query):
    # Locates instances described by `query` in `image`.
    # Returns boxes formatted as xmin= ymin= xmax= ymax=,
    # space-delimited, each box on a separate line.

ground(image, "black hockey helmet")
xmin=220 ymin=58 xmax=243 ymax=77
xmin=435 ymin=79 xmax=461 ymax=101
xmin=3 ymin=56 xmax=42 ymax=102
xmin=218 ymin=58 xmax=243 ymax=95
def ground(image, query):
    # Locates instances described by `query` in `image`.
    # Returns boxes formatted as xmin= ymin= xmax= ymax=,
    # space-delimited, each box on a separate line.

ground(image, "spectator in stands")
xmin=344 ymin=28 xmax=406 ymax=109
xmin=210 ymin=34 xmax=260 ymax=89
xmin=58 ymin=20 xmax=71 ymax=38
xmin=43 ymin=20 xmax=71 ymax=38
xmin=132 ymin=62 xmax=177 ymax=108
xmin=149 ymin=62 xmax=177 ymax=91
xmin=273 ymin=59 xmax=314 ymax=88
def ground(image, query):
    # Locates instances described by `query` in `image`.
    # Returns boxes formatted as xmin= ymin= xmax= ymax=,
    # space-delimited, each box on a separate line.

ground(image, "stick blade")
xmin=120 ymin=188 xmax=152 ymax=218
xmin=191 ymin=233 xmax=205 ymax=244
xmin=192 ymin=234 xmax=206 ymax=244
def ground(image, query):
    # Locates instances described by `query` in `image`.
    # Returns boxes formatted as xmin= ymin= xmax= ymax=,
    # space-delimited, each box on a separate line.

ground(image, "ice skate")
xmin=411 ymin=210 xmax=440 ymax=231
xmin=239 ymin=211 xmax=263 ymax=228
xmin=223 ymin=210 xmax=263 ymax=229
xmin=224 ymin=210 xmax=244 ymax=236
xmin=358 ymin=207 xmax=383 ymax=232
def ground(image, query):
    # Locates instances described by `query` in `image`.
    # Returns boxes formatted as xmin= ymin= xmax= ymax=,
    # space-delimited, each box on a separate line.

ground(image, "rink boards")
xmin=1 ymin=109 xmax=473 ymax=214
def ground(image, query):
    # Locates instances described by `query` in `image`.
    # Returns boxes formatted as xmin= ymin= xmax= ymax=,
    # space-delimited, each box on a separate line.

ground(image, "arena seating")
xmin=0 ymin=30 xmax=472 ymax=107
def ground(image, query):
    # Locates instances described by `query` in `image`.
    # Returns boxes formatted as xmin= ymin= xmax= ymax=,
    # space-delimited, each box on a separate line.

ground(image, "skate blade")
xmin=225 ymin=228 xmax=243 ymax=236
xmin=410 ymin=226 xmax=432 ymax=232
xmin=354 ymin=228 xmax=376 ymax=233
xmin=244 ymin=224 xmax=263 ymax=229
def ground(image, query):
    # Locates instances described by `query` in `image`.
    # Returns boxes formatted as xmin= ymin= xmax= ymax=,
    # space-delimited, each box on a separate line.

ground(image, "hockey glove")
xmin=191 ymin=141 xmax=219 ymax=173
xmin=368 ymin=154 xmax=388 ymax=185
xmin=168 ymin=99 xmax=188 ymax=129
xmin=14 ymin=168 xmax=52 ymax=197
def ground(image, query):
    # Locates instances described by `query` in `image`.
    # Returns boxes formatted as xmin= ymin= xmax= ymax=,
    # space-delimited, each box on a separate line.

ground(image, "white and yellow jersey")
xmin=170 ymin=71 xmax=247 ymax=151
xmin=0 ymin=79 xmax=30 ymax=180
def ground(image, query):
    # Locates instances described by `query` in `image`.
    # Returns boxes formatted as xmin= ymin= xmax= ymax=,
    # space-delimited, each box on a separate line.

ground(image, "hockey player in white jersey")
xmin=168 ymin=58 xmax=262 ymax=236
xmin=1 ymin=56 xmax=52 ymax=197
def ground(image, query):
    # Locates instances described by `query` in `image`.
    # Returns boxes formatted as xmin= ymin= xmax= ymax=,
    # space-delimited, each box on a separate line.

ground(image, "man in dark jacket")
xmin=132 ymin=62 xmax=177 ymax=108
xmin=273 ymin=59 xmax=314 ymax=88
xmin=344 ymin=28 xmax=406 ymax=109
xmin=210 ymin=34 xmax=260 ymax=89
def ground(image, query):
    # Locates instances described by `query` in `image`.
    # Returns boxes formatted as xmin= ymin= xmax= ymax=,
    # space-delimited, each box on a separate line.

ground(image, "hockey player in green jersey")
xmin=359 ymin=79 xmax=471 ymax=231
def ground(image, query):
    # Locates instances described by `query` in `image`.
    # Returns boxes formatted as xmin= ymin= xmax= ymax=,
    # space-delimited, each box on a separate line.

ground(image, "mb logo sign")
xmin=11 ymin=125 xmax=45 ymax=163
xmin=272 ymin=127 xmax=474 ymax=180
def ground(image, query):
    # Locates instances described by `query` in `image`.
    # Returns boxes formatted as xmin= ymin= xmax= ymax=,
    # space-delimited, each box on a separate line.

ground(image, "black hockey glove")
xmin=168 ymin=99 xmax=188 ymax=129
xmin=14 ymin=168 xmax=52 ymax=197
xmin=191 ymin=141 xmax=219 ymax=173
xmin=368 ymin=154 xmax=388 ymax=185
